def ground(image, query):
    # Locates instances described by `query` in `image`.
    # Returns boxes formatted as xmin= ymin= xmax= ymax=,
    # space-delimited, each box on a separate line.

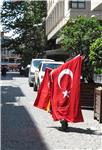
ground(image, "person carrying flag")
xmin=34 ymin=55 xmax=84 ymax=131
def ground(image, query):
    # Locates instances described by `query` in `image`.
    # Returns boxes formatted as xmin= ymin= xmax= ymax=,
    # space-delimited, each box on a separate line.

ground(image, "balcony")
xmin=46 ymin=0 xmax=90 ymax=40
xmin=46 ymin=1 xmax=64 ymax=39
xmin=91 ymin=0 xmax=102 ymax=11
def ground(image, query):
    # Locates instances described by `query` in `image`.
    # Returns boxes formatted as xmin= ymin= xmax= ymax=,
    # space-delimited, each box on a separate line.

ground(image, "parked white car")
xmin=34 ymin=61 xmax=64 ymax=91
xmin=28 ymin=58 xmax=54 ymax=87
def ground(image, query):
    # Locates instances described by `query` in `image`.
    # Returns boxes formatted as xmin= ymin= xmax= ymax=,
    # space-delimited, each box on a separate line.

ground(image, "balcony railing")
xmin=46 ymin=0 xmax=64 ymax=35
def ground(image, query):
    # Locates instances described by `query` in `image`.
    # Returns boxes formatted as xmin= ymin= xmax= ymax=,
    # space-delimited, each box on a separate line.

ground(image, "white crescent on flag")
xmin=58 ymin=69 xmax=73 ymax=89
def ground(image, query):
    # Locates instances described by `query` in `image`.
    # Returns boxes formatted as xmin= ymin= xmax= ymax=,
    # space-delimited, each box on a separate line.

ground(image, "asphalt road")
xmin=1 ymin=72 xmax=102 ymax=150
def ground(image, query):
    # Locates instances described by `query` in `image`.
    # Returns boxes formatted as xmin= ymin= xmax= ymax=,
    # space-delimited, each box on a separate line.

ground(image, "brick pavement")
xmin=1 ymin=72 xmax=102 ymax=150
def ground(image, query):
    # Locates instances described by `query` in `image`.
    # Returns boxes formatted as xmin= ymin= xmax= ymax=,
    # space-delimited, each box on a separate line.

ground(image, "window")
xmin=33 ymin=60 xmax=42 ymax=68
xmin=9 ymin=58 xmax=15 ymax=63
xmin=69 ymin=0 xmax=85 ymax=9
xmin=42 ymin=63 xmax=61 ymax=71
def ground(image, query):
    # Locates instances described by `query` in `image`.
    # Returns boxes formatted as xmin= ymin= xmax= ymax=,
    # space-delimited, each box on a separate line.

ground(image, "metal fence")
xmin=94 ymin=74 xmax=102 ymax=84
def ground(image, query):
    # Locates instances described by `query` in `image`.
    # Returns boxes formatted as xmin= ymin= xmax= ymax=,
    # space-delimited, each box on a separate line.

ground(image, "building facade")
xmin=46 ymin=0 xmax=102 ymax=41
xmin=1 ymin=32 xmax=21 ymax=71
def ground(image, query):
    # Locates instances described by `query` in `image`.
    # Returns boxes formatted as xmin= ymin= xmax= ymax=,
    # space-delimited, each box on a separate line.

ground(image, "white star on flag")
xmin=63 ymin=90 xmax=70 ymax=98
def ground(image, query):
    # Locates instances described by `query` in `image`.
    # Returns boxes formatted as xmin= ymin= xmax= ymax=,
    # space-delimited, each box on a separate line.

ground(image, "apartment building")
xmin=46 ymin=0 xmax=102 ymax=42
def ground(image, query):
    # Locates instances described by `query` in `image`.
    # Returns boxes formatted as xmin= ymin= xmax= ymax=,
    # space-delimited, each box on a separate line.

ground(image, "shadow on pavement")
xmin=47 ymin=126 xmax=102 ymax=135
xmin=1 ymin=86 xmax=49 ymax=150
xmin=1 ymin=72 xmax=26 ymax=80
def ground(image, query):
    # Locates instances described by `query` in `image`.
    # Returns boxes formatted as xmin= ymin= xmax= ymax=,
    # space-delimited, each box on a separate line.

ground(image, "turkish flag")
xmin=50 ymin=55 xmax=84 ymax=122
xmin=34 ymin=67 xmax=52 ymax=112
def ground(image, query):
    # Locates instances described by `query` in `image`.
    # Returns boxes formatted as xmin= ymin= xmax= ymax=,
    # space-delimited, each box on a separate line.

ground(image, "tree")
xmin=1 ymin=35 xmax=13 ymax=50
xmin=90 ymin=37 xmax=102 ymax=74
xmin=59 ymin=16 xmax=102 ymax=82
xmin=1 ymin=1 xmax=47 ymax=66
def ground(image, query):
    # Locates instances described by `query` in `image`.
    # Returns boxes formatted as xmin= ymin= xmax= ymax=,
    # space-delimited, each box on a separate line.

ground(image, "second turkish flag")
xmin=50 ymin=55 xmax=84 ymax=123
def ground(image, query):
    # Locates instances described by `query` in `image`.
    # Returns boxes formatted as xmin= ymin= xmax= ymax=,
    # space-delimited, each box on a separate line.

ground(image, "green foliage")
xmin=95 ymin=68 xmax=102 ymax=74
xmin=59 ymin=16 xmax=102 ymax=56
xmin=1 ymin=1 xmax=47 ymax=66
xmin=1 ymin=1 xmax=46 ymax=33
xmin=59 ymin=16 xmax=102 ymax=81
xmin=90 ymin=37 xmax=102 ymax=73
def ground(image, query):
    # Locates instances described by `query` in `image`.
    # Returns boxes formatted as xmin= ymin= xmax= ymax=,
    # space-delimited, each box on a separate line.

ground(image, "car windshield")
xmin=42 ymin=63 xmax=62 ymax=71
xmin=33 ymin=60 xmax=42 ymax=68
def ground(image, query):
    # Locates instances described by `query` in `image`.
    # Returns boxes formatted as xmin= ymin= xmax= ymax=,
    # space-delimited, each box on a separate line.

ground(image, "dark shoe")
xmin=60 ymin=120 xmax=68 ymax=131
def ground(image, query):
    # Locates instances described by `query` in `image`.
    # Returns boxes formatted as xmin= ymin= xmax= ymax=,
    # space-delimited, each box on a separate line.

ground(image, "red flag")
xmin=50 ymin=55 xmax=84 ymax=122
xmin=34 ymin=67 xmax=52 ymax=111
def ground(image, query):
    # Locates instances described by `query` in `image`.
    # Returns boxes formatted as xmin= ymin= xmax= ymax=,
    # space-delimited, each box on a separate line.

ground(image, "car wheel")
xmin=33 ymin=83 xmax=37 ymax=91
xmin=29 ymin=82 xmax=33 ymax=87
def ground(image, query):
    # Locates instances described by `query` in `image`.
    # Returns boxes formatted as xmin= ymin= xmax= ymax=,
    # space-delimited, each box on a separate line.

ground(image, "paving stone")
xmin=1 ymin=72 xmax=102 ymax=150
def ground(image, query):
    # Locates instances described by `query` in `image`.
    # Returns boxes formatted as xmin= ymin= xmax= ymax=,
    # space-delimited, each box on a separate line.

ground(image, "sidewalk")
xmin=31 ymin=104 xmax=102 ymax=150
xmin=1 ymin=73 xmax=102 ymax=150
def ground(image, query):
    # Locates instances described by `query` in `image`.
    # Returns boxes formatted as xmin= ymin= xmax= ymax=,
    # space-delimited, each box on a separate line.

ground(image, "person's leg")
xmin=60 ymin=120 xmax=68 ymax=131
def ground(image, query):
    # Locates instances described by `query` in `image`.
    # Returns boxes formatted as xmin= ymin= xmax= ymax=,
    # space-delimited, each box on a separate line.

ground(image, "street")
xmin=1 ymin=72 xmax=102 ymax=150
